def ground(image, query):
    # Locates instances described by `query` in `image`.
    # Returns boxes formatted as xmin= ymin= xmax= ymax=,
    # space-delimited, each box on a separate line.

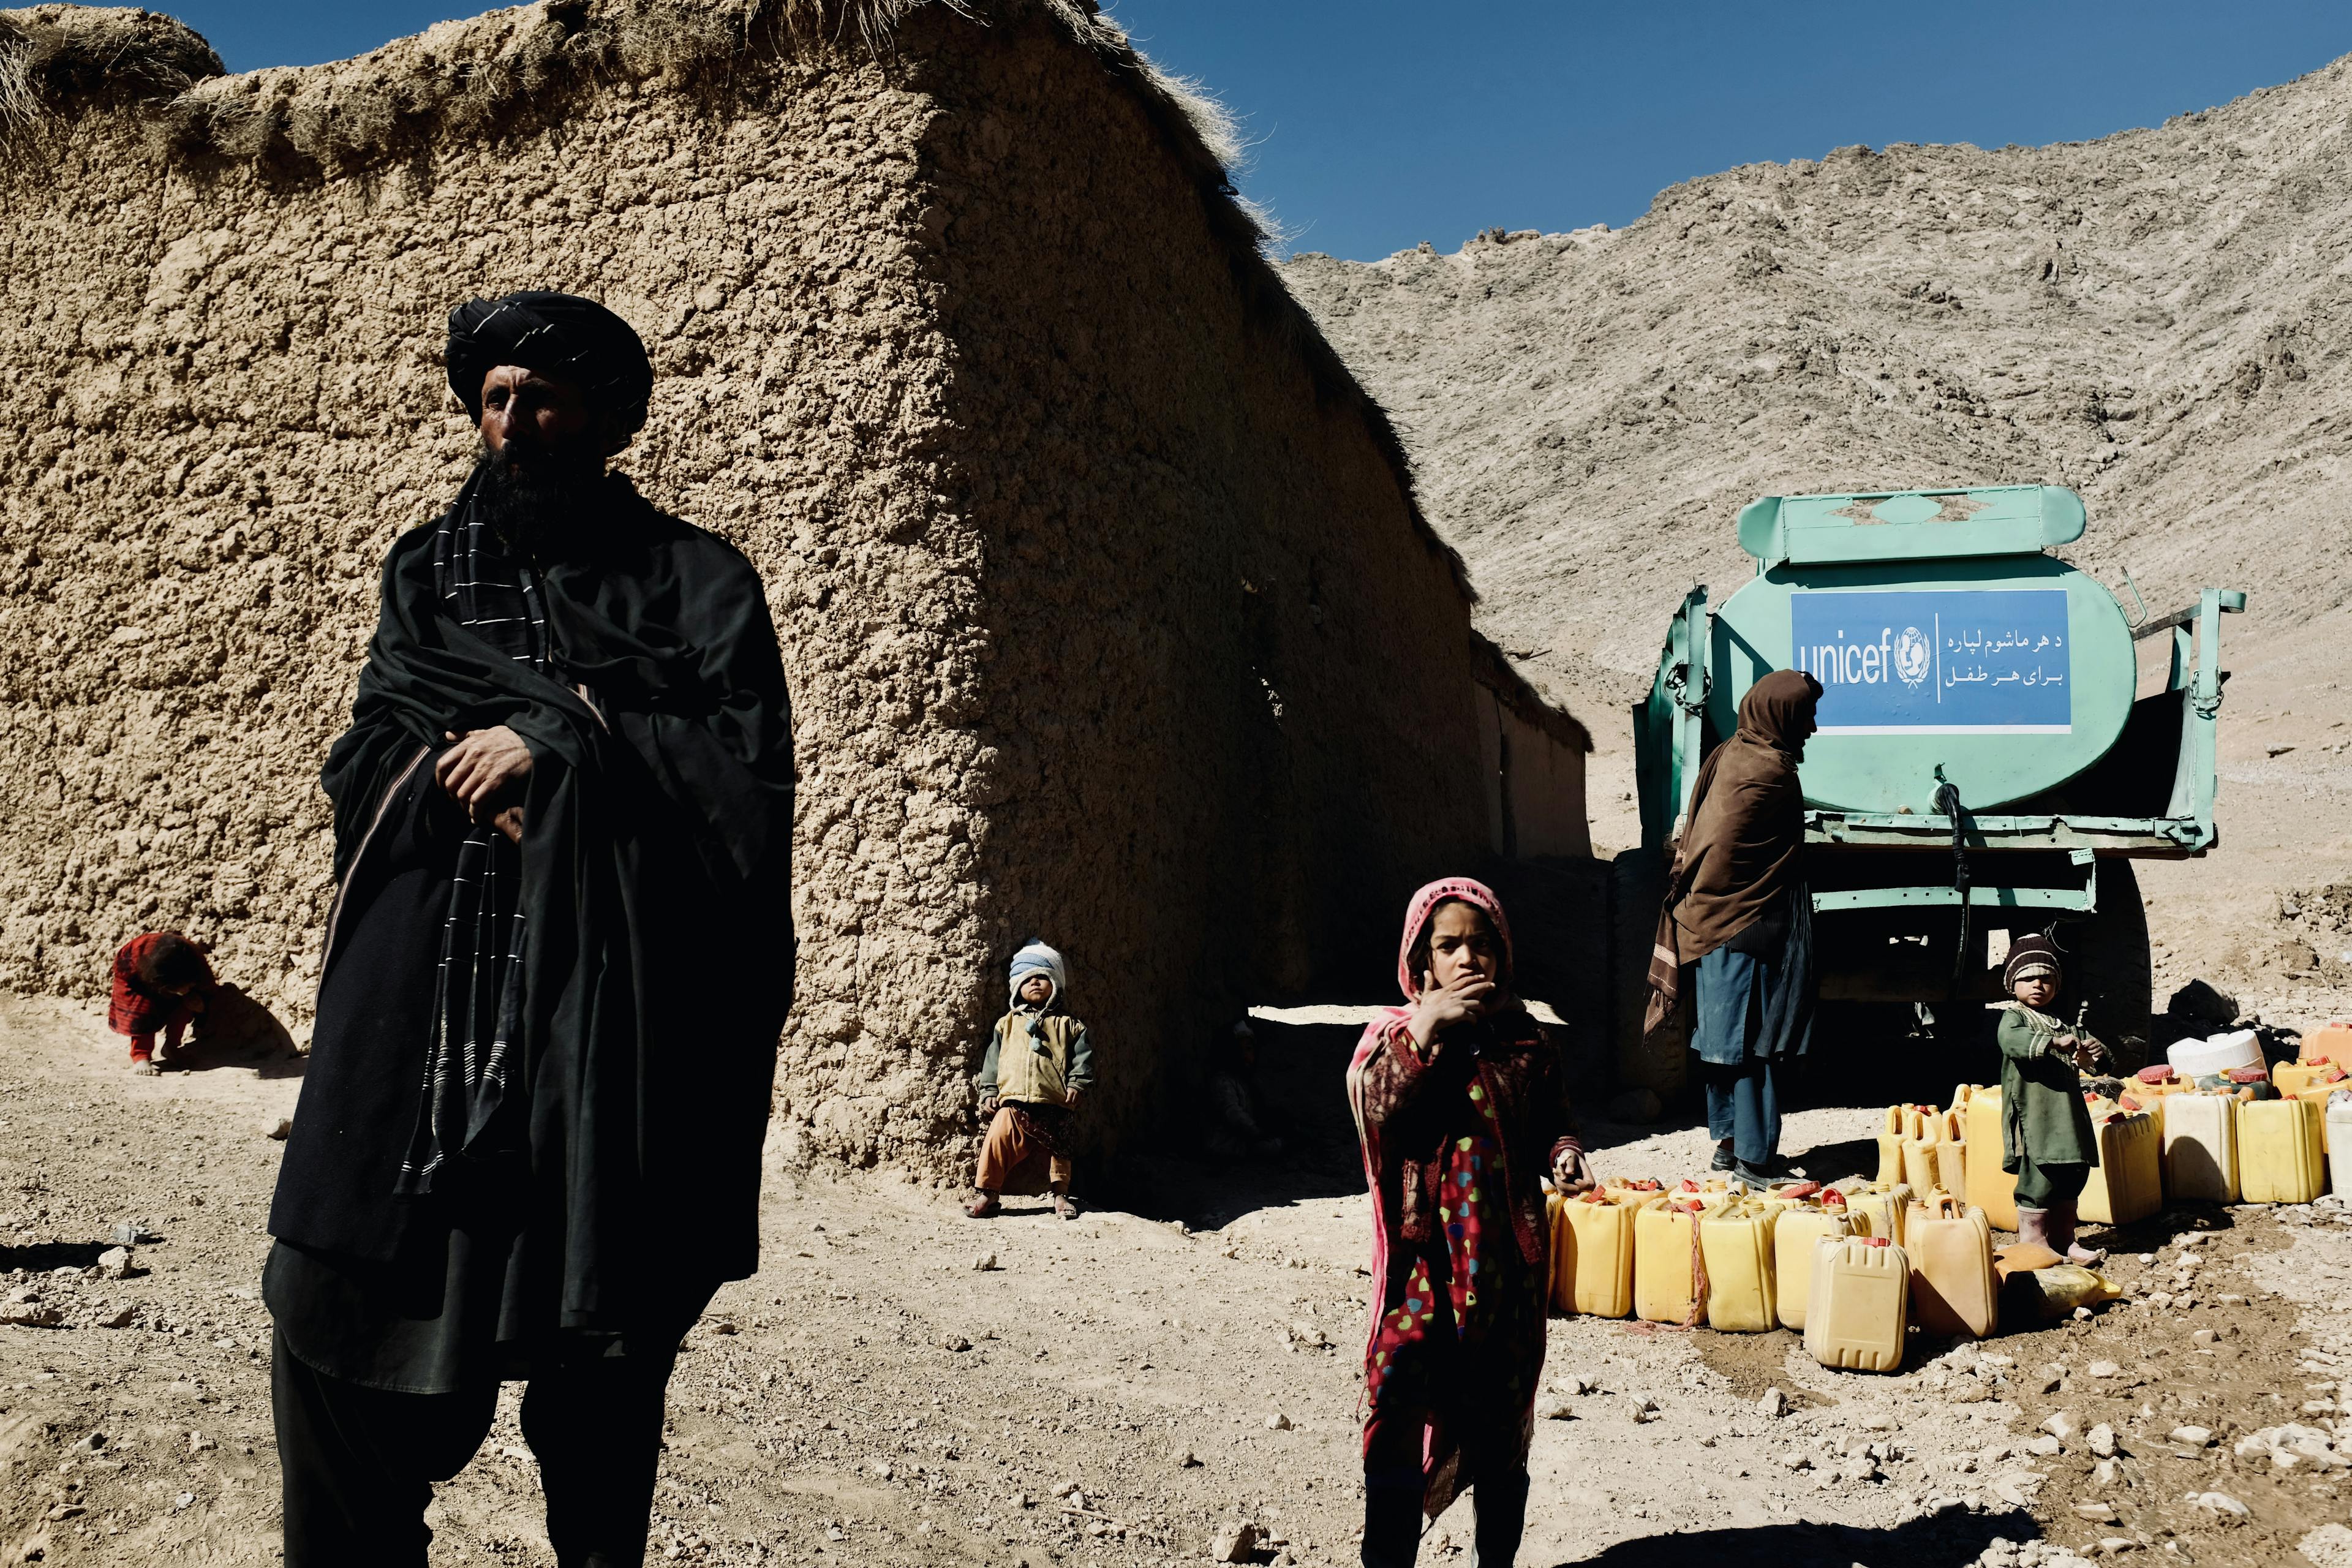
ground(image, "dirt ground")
xmin=7 ymin=978 xmax=2352 ymax=1568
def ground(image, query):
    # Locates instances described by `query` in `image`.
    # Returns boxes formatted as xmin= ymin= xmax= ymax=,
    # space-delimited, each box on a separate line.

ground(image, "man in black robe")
xmin=265 ymin=291 xmax=794 ymax=1568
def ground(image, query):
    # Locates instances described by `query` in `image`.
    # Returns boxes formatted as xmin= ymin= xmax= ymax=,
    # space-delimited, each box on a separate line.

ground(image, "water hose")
xmin=1933 ymin=778 xmax=1970 ymax=996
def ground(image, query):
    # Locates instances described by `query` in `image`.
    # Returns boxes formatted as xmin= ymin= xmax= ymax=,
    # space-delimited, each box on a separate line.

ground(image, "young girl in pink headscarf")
xmin=1346 ymin=878 xmax=1592 ymax=1568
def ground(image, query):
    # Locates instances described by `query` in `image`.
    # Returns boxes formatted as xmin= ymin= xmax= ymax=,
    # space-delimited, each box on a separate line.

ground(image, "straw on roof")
xmin=1 ymin=0 xmax=1477 ymax=598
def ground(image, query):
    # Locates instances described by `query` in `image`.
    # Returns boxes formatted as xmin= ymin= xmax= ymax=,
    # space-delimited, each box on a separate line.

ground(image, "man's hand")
xmin=437 ymin=727 xmax=533 ymax=829
xmin=1063 ymin=1086 xmax=1085 ymax=1110
xmin=1406 ymin=969 xmax=1499 ymax=1050
xmin=978 ymin=1093 xmax=1000 ymax=1118
xmin=1553 ymin=1146 xmax=1597 ymax=1196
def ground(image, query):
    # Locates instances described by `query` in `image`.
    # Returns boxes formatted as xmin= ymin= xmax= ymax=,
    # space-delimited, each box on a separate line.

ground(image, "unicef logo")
xmin=1893 ymin=626 xmax=1931 ymax=688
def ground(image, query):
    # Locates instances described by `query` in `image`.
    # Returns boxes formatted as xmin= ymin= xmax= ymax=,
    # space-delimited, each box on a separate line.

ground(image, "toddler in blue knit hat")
xmin=969 ymin=940 xmax=1095 ymax=1220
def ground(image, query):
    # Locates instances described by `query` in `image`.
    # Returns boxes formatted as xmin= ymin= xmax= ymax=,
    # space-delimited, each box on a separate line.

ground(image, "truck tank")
xmin=1618 ymin=486 xmax=2245 ymax=1093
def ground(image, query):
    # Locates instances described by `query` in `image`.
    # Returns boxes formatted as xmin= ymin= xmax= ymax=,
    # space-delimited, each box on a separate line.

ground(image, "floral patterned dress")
xmin=1354 ymin=1025 xmax=1553 ymax=1510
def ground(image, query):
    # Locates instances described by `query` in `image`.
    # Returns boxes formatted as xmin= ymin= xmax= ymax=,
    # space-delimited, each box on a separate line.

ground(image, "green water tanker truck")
xmin=1620 ymin=485 xmax=2244 ymax=1087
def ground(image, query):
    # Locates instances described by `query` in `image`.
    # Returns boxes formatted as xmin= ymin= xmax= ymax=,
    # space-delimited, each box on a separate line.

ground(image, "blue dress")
xmin=1692 ymin=887 xmax=1815 ymax=1167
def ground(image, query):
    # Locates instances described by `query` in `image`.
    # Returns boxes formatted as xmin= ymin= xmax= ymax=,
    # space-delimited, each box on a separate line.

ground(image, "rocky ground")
xmin=7 ymin=979 xmax=2352 ymax=1568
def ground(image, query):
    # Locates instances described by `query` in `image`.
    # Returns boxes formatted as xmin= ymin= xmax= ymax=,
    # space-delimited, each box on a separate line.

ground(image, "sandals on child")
xmin=965 ymin=1191 xmax=1001 ymax=1219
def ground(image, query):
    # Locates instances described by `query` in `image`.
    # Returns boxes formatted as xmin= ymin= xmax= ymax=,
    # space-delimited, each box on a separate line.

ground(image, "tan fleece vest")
xmin=993 ymin=1011 xmax=1083 ymax=1106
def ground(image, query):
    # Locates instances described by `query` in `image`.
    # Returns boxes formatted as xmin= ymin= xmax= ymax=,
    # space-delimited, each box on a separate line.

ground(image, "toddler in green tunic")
xmin=1996 ymin=932 xmax=2107 ymax=1264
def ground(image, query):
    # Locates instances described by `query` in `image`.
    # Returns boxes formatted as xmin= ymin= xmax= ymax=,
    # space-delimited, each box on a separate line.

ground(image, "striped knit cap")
xmin=2003 ymin=933 xmax=2062 ymax=992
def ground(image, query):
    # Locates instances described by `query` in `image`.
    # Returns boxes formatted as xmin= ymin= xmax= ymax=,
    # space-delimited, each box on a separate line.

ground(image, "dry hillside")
xmin=1281 ymin=56 xmax=2352 ymax=992
xmin=1281 ymin=58 xmax=2352 ymax=717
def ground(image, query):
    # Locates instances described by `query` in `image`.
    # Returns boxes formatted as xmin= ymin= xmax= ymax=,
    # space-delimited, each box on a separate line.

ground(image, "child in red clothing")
xmin=108 ymin=932 xmax=217 ymax=1074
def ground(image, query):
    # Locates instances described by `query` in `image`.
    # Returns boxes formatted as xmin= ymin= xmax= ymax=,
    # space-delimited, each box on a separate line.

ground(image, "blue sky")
xmin=173 ymin=2 xmax=2352 ymax=261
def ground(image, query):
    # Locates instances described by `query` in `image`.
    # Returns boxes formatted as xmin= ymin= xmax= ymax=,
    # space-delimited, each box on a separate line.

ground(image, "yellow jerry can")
xmin=2240 ymin=1096 xmax=2328 ymax=1205
xmin=1804 ymin=1236 xmax=1909 ymax=1373
xmin=1773 ymin=1205 xmax=1854 ymax=1330
xmin=2121 ymin=1074 xmax=2193 ymax=1130
xmin=2274 ymin=1061 xmax=2347 ymax=1098
xmin=1905 ymin=1192 xmax=1997 ymax=1339
xmin=1602 ymin=1180 xmax=1668 ymax=1205
xmin=2162 ymin=1092 xmax=2241 ymax=1204
xmin=1698 ymin=1201 xmax=1779 ymax=1332
xmin=1901 ymin=1123 xmax=1942 ymax=1195
xmin=1964 ymin=1086 xmax=2019 ymax=1230
xmin=1633 ymin=1202 xmax=1705 ymax=1325
xmin=1552 ymin=1189 xmax=1652 ymax=1317
xmin=1935 ymin=1109 xmax=1969 ymax=1197
xmin=1874 ymin=1106 xmax=1905 ymax=1185
xmin=2078 ymin=1107 xmax=2162 ymax=1225
xmin=1845 ymin=1182 xmax=1913 ymax=1250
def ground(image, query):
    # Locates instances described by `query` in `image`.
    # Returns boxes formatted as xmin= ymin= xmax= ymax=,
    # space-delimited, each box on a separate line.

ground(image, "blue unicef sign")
xmin=1790 ymin=589 xmax=2073 ymax=734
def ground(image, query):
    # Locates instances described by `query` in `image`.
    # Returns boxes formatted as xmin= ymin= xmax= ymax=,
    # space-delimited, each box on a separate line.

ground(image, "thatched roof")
xmin=0 ymin=0 xmax=1478 ymax=603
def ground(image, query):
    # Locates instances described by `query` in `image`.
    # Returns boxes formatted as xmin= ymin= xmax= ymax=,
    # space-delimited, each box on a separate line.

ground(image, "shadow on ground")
xmin=178 ymin=983 xmax=306 ymax=1079
xmin=0 ymin=1240 xmax=115 ymax=1272
xmin=1556 ymin=1505 xmax=2040 ymax=1567
xmin=1106 ymin=953 xmax=2066 ymax=1226
xmin=1108 ymin=1012 xmax=1370 ymax=1227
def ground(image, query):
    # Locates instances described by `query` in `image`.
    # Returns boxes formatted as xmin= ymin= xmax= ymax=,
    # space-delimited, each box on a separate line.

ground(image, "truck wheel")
xmin=2054 ymin=859 xmax=2154 ymax=1074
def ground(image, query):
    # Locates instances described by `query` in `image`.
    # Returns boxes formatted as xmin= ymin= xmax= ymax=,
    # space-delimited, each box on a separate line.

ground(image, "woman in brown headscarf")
xmin=1648 ymin=669 xmax=1823 ymax=1183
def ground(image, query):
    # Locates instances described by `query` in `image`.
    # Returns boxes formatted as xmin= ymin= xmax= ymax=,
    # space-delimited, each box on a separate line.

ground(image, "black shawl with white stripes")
xmin=281 ymin=470 xmax=794 ymax=1338
xmin=391 ymin=499 xmax=546 ymax=1200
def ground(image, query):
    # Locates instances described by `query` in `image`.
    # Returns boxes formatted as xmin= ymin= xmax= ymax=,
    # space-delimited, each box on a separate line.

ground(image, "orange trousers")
xmin=976 ymin=1102 xmax=1071 ymax=1194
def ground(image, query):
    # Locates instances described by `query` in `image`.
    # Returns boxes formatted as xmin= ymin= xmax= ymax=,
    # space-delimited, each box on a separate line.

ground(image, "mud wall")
xmin=0 ymin=6 xmax=977 ymax=1174
xmin=893 ymin=9 xmax=1494 ymax=1168
xmin=0 ymin=1 xmax=1513 ymax=1178
xmin=1476 ymin=696 xmax=1591 ymax=861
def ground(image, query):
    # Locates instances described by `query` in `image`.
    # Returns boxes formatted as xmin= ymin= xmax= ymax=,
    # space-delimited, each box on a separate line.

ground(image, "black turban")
xmin=445 ymin=290 xmax=654 ymax=439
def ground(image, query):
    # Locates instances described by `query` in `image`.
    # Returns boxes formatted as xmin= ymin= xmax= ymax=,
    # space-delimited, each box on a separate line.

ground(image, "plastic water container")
xmin=2240 ymin=1096 xmax=2328 ymax=1205
xmin=1905 ymin=1193 xmax=1997 ymax=1338
xmin=2303 ymin=1022 xmax=2352 ymax=1068
xmin=1935 ymin=1109 xmax=1968 ymax=1197
xmin=2162 ymin=1093 xmax=2241 ymax=1203
xmin=2294 ymin=1076 xmax=2350 ymax=1106
xmin=1699 ymin=1201 xmax=1780 ymax=1332
xmin=1773 ymin=1206 xmax=1855 ymax=1330
xmin=1804 ymin=1236 xmax=1909 ymax=1372
xmin=1603 ymin=1179 xmax=1667 ymax=1205
xmin=1901 ymin=1126 xmax=1942 ymax=1195
xmin=1553 ymin=1189 xmax=1649 ymax=1317
xmin=1845 ymin=1182 xmax=1913 ymax=1250
xmin=1699 ymin=1186 xmax=1747 ymax=1213
xmin=1962 ymin=1087 xmax=2019 ymax=1231
xmin=2328 ymin=1095 xmax=2352 ymax=1200
xmin=2120 ymin=1074 xmax=2194 ymax=1132
xmin=2275 ymin=1060 xmax=2348 ymax=1098
xmin=1874 ymin=1106 xmax=1905 ymax=1185
xmin=1633 ymin=1202 xmax=1703 ymax=1325
xmin=2169 ymin=1029 xmax=2264 ymax=1080
xmin=2079 ymin=1107 xmax=2162 ymax=1226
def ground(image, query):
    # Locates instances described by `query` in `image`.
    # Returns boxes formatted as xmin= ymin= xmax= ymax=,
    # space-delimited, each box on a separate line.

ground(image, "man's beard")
xmin=471 ymin=435 xmax=608 ymax=561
